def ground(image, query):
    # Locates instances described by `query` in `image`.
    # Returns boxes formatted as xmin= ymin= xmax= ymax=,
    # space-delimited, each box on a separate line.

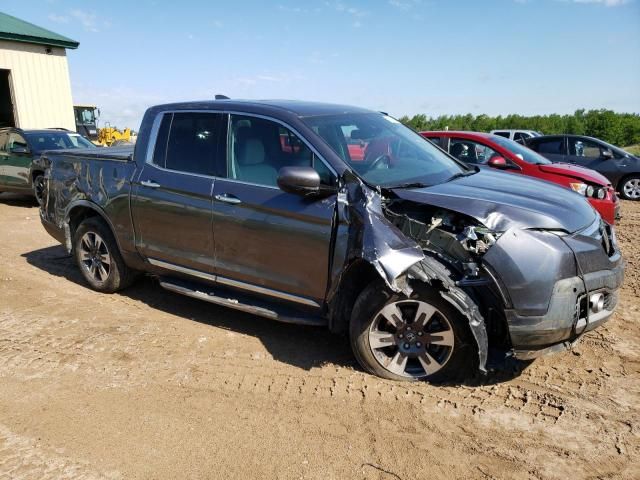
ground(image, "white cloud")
xmin=325 ymin=1 xmax=368 ymax=27
xmin=48 ymin=13 xmax=69 ymax=23
xmin=70 ymin=9 xmax=99 ymax=32
xmin=388 ymin=0 xmax=422 ymax=10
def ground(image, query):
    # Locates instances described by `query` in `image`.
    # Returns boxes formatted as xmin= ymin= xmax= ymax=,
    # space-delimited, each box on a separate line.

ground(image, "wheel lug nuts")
xmin=398 ymin=334 xmax=403 ymax=339
xmin=403 ymin=343 xmax=410 ymax=349
xmin=417 ymin=332 xmax=423 ymax=336
xmin=416 ymin=342 xmax=422 ymax=348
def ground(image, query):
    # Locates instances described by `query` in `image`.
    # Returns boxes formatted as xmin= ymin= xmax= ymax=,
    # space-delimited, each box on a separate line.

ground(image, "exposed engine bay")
xmin=382 ymin=199 xmax=501 ymax=279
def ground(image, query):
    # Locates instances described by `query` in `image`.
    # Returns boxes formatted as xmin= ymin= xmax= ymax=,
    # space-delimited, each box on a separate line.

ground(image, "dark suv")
xmin=39 ymin=100 xmax=624 ymax=382
xmin=0 ymin=127 xmax=95 ymax=204
xmin=526 ymin=134 xmax=640 ymax=200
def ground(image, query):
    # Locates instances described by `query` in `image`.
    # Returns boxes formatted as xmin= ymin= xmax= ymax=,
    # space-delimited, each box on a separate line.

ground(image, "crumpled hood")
xmin=537 ymin=163 xmax=611 ymax=186
xmin=391 ymin=169 xmax=597 ymax=233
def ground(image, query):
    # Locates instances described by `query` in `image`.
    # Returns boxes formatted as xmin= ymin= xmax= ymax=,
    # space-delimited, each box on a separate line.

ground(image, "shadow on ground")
xmin=22 ymin=245 xmax=357 ymax=372
xmin=0 ymin=193 xmax=38 ymax=208
xmin=22 ymin=244 xmax=530 ymax=384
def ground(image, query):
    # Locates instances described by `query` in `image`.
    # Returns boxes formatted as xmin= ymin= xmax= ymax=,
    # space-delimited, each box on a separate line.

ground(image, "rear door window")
xmin=493 ymin=131 xmax=509 ymax=138
xmin=151 ymin=112 xmax=222 ymax=176
xmin=532 ymin=138 xmax=564 ymax=155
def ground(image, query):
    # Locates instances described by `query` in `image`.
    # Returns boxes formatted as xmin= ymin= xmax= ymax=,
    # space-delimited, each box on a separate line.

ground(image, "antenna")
xmin=215 ymin=94 xmax=230 ymax=100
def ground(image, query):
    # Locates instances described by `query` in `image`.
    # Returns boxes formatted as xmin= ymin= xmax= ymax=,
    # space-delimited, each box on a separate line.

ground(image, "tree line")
xmin=398 ymin=109 xmax=640 ymax=147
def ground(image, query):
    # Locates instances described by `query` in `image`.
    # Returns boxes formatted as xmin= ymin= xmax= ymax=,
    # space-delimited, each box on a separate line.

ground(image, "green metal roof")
xmin=0 ymin=12 xmax=79 ymax=49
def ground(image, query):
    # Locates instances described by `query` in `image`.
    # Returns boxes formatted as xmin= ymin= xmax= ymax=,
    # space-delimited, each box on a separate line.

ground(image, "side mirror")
xmin=487 ymin=156 xmax=510 ymax=169
xmin=10 ymin=146 xmax=29 ymax=155
xmin=277 ymin=166 xmax=323 ymax=196
xmin=602 ymin=150 xmax=613 ymax=159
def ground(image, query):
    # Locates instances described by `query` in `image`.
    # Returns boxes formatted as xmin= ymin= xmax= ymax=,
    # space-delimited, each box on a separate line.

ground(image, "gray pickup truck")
xmin=39 ymin=100 xmax=624 ymax=382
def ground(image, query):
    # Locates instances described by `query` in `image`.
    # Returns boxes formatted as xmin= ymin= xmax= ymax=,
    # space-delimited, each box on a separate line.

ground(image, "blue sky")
xmin=2 ymin=0 xmax=639 ymax=129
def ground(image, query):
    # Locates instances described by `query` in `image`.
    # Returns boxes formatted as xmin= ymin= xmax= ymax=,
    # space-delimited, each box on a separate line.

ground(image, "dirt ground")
xmin=0 ymin=194 xmax=638 ymax=480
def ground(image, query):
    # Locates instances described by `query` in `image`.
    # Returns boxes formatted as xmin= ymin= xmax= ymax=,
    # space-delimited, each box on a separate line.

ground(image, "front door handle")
xmin=140 ymin=180 xmax=161 ymax=188
xmin=215 ymin=193 xmax=242 ymax=205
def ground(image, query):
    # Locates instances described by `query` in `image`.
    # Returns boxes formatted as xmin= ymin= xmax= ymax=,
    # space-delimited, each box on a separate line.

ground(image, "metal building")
xmin=0 ymin=12 xmax=78 ymax=130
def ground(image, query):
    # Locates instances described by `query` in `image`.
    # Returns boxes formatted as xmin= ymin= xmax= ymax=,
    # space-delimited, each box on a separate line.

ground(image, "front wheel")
xmin=32 ymin=173 xmax=45 ymax=206
xmin=620 ymin=176 xmax=640 ymax=200
xmin=350 ymin=279 xmax=476 ymax=382
xmin=73 ymin=217 xmax=134 ymax=293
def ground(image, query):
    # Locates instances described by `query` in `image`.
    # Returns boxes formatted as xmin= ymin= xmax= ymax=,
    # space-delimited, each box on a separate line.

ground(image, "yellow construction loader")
xmin=73 ymin=105 xmax=133 ymax=146
xmin=97 ymin=122 xmax=132 ymax=147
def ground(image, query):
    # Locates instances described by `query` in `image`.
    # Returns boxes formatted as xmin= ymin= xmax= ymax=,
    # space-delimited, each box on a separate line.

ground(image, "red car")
xmin=421 ymin=131 xmax=619 ymax=224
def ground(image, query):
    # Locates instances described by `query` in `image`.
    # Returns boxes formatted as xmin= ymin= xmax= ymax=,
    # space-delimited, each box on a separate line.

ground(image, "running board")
xmin=158 ymin=278 xmax=326 ymax=327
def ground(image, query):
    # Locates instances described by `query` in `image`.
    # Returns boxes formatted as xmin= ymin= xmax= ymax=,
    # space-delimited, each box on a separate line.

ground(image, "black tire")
xmin=73 ymin=217 xmax=134 ymax=293
xmin=350 ymin=278 xmax=477 ymax=382
xmin=32 ymin=173 xmax=45 ymax=206
xmin=619 ymin=175 xmax=640 ymax=201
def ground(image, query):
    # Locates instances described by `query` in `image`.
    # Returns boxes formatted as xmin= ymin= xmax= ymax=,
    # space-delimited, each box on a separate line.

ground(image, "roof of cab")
xmin=149 ymin=99 xmax=374 ymax=118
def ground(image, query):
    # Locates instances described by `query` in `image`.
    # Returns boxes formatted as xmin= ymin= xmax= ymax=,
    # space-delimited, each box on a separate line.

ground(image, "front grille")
xmin=600 ymin=222 xmax=615 ymax=257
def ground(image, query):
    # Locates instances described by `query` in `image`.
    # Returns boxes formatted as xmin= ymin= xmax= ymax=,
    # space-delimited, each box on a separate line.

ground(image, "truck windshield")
xmin=74 ymin=107 xmax=96 ymax=125
xmin=25 ymin=132 xmax=96 ymax=152
xmin=490 ymin=135 xmax=551 ymax=165
xmin=303 ymin=113 xmax=467 ymax=188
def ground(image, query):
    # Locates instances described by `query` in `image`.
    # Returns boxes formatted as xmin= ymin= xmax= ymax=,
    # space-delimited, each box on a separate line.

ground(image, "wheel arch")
xmin=327 ymin=259 xmax=380 ymax=334
xmin=616 ymin=172 xmax=640 ymax=191
xmin=64 ymin=201 xmax=123 ymax=254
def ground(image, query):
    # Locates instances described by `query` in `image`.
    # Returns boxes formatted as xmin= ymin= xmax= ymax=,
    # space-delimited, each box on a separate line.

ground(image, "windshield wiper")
xmin=446 ymin=168 xmax=478 ymax=182
xmin=388 ymin=181 xmax=430 ymax=189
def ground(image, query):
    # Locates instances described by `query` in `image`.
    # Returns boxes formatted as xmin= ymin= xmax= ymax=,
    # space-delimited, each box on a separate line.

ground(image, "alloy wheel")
xmin=623 ymin=178 xmax=640 ymax=200
xmin=34 ymin=176 xmax=45 ymax=206
xmin=368 ymin=299 xmax=455 ymax=379
xmin=79 ymin=231 xmax=111 ymax=283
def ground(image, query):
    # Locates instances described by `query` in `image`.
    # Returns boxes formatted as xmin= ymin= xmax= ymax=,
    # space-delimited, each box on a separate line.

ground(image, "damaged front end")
xmin=327 ymin=170 xmax=624 ymax=376
xmin=328 ymin=175 xmax=508 ymax=373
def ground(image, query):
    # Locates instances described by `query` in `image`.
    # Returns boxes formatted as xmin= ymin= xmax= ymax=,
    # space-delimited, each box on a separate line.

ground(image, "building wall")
xmin=0 ymin=39 xmax=75 ymax=130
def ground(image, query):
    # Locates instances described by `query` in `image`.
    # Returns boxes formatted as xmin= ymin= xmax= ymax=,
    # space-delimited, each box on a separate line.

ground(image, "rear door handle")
xmin=215 ymin=193 xmax=242 ymax=205
xmin=140 ymin=180 xmax=161 ymax=188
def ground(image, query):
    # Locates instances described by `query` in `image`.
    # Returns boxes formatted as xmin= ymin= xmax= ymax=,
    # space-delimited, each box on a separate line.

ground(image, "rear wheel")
xmin=620 ymin=175 xmax=640 ymax=200
xmin=350 ymin=279 xmax=476 ymax=382
xmin=73 ymin=217 xmax=134 ymax=293
xmin=32 ymin=173 xmax=45 ymax=206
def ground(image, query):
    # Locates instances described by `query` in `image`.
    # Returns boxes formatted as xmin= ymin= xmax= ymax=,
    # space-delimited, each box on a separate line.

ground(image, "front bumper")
xmin=507 ymin=262 xmax=624 ymax=358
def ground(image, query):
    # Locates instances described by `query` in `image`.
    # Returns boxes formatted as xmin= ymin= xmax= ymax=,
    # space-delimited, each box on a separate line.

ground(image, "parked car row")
xmin=33 ymin=99 xmax=624 ymax=383
xmin=421 ymin=131 xmax=619 ymax=224
xmin=525 ymin=134 xmax=640 ymax=201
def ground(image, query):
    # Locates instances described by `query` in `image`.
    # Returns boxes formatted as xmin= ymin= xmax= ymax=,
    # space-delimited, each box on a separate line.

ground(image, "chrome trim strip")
xmin=148 ymin=258 xmax=321 ymax=308
xmin=148 ymin=258 xmax=217 ymax=282
xmin=215 ymin=275 xmax=320 ymax=308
